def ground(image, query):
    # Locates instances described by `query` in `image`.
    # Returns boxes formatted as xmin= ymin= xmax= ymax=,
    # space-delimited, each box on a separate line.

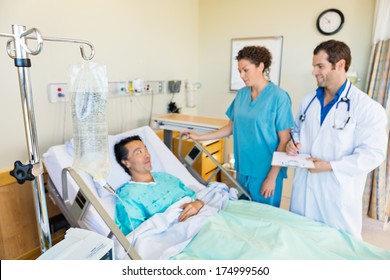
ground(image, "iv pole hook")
xmin=1 ymin=27 xmax=95 ymax=61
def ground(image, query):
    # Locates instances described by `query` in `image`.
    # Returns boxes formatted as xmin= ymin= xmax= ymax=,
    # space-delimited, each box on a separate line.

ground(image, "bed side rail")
xmin=177 ymin=132 xmax=252 ymax=200
xmin=45 ymin=176 xmax=80 ymax=228
xmin=61 ymin=167 xmax=141 ymax=260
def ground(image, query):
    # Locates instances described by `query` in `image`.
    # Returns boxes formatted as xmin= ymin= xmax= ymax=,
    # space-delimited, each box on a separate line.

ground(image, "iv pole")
xmin=0 ymin=24 xmax=95 ymax=254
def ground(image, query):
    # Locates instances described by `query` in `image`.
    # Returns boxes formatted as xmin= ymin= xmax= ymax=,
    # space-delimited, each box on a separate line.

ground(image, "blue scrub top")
xmin=226 ymin=82 xmax=295 ymax=177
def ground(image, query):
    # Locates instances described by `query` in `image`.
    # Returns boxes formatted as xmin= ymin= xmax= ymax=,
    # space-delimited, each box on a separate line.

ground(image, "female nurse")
xmin=185 ymin=46 xmax=294 ymax=207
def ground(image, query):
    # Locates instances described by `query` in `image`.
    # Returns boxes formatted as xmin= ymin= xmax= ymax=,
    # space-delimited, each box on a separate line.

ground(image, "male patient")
xmin=114 ymin=135 xmax=204 ymax=235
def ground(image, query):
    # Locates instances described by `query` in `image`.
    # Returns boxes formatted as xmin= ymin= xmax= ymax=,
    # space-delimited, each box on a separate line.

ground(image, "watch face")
xmin=317 ymin=9 xmax=344 ymax=35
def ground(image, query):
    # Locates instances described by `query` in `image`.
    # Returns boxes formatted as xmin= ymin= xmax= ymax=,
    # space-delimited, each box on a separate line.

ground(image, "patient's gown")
xmin=115 ymin=172 xmax=197 ymax=235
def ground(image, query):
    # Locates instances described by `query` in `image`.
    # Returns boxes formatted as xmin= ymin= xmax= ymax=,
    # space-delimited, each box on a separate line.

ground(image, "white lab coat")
xmin=290 ymin=80 xmax=388 ymax=239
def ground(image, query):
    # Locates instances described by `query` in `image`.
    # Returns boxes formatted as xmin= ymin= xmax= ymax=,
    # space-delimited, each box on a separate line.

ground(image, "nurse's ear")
xmin=258 ymin=62 xmax=265 ymax=73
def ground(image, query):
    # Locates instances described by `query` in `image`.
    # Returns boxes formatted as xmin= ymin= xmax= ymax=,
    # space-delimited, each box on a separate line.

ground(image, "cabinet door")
xmin=0 ymin=180 xmax=39 ymax=259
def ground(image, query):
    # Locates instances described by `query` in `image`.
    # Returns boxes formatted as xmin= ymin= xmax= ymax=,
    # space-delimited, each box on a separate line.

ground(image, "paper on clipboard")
xmin=271 ymin=152 xmax=315 ymax=168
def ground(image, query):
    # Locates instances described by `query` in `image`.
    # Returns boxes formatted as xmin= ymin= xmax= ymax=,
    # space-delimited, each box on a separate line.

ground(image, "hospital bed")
xmin=43 ymin=125 xmax=390 ymax=260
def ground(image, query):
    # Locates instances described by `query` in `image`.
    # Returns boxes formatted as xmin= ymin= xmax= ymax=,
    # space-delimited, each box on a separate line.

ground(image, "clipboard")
xmin=271 ymin=152 xmax=315 ymax=168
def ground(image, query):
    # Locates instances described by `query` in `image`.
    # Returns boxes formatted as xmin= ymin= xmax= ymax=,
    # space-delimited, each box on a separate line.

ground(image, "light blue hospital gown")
xmin=115 ymin=172 xmax=196 ymax=235
xmin=226 ymin=82 xmax=295 ymax=206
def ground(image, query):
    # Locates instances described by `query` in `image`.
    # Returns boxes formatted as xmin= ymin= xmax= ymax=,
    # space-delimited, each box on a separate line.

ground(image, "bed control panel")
xmin=184 ymin=145 xmax=201 ymax=165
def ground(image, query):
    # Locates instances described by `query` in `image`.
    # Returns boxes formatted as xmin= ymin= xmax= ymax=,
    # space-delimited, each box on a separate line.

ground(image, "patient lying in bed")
xmin=113 ymin=135 xmax=205 ymax=235
xmin=112 ymin=133 xmax=390 ymax=260
xmin=113 ymin=134 xmax=237 ymax=259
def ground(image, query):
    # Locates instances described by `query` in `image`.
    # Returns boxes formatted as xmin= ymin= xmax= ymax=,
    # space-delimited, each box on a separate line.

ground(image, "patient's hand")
xmin=178 ymin=200 xmax=204 ymax=222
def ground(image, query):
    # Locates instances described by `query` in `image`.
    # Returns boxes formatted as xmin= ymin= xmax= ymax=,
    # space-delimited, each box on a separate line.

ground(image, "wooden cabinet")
xmin=154 ymin=129 xmax=225 ymax=182
xmin=173 ymin=137 xmax=224 ymax=182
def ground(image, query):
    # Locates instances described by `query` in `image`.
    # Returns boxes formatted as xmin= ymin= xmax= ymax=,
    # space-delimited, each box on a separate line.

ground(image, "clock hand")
xmin=323 ymin=16 xmax=330 ymax=24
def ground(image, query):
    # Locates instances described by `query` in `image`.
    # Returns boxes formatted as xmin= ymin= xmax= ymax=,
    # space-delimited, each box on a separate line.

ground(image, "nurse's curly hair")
xmin=114 ymin=135 xmax=143 ymax=176
xmin=314 ymin=40 xmax=351 ymax=72
xmin=236 ymin=46 xmax=272 ymax=72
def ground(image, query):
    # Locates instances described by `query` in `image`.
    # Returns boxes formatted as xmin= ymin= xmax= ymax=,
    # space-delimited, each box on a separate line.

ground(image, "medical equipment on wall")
xmin=37 ymin=228 xmax=114 ymax=260
xmin=132 ymin=78 xmax=145 ymax=94
xmin=0 ymin=24 xmax=95 ymax=253
xmin=68 ymin=62 xmax=110 ymax=182
xmin=299 ymin=82 xmax=352 ymax=130
xmin=185 ymin=81 xmax=202 ymax=108
xmin=168 ymin=80 xmax=181 ymax=93
xmin=347 ymin=67 xmax=360 ymax=85
xmin=167 ymin=80 xmax=181 ymax=113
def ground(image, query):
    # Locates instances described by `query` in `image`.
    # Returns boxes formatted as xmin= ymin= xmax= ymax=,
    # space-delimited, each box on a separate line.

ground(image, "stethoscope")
xmin=299 ymin=82 xmax=352 ymax=129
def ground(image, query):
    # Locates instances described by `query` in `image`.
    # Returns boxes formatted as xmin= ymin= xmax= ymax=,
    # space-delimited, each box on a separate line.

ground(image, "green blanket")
xmin=173 ymin=200 xmax=390 ymax=260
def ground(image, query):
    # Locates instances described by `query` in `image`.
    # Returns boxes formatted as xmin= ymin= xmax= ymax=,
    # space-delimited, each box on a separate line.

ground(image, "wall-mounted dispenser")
xmin=185 ymin=81 xmax=201 ymax=108
xmin=132 ymin=78 xmax=145 ymax=94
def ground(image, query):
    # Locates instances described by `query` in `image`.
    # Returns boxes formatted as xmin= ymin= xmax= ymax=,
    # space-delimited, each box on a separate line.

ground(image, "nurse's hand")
xmin=286 ymin=140 xmax=301 ymax=156
xmin=182 ymin=130 xmax=200 ymax=140
xmin=308 ymin=158 xmax=332 ymax=173
xmin=178 ymin=200 xmax=204 ymax=222
xmin=261 ymin=177 xmax=276 ymax=198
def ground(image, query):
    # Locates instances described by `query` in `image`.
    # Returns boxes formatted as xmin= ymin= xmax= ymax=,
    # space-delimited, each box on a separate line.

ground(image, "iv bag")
xmin=68 ymin=61 xmax=110 ymax=180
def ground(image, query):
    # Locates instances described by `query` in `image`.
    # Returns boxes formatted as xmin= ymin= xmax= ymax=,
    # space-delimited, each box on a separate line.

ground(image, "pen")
xmin=289 ymin=131 xmax=299 ymax=153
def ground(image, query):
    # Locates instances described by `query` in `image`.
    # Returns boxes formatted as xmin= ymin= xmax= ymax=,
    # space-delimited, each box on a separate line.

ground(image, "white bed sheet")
xmin=43 ymin=125 xmax=205 ymax=237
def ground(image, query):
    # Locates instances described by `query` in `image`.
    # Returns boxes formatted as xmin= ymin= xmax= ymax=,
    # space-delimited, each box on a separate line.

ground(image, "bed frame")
xmin=46 ymin=167 xmax=141 ymax=260
xmin=176 ymin=132 xmax=251 ymax=200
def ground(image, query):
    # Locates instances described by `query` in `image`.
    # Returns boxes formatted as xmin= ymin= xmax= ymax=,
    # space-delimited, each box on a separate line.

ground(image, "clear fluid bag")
xmin=68 ymin=61 xmax=110 ymax=180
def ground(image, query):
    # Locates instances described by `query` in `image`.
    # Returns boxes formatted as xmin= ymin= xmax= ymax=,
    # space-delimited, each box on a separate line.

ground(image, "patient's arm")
xmin=178 ymin=200 xmax=205 ymax=222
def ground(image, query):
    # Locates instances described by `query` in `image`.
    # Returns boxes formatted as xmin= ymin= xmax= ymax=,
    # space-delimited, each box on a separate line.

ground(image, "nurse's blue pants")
xmin=236 ymin=172 xmax=284 ymax=207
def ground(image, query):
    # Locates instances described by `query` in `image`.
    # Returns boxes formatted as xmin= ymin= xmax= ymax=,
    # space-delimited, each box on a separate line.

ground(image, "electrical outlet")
xmin=144 ymin=81 xmax=163 ymax=94
xmin=47 ymin=83 xmax=69 ymax=103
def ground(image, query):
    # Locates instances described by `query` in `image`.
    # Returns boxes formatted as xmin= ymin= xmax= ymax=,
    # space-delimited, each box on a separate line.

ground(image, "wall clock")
xmin=316 ymin=9 xmax=345 ymax=35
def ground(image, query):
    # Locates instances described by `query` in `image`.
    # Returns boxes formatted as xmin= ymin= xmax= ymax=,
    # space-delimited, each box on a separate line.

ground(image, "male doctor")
xmin=286 ymin=40 xmax=388 ymax=239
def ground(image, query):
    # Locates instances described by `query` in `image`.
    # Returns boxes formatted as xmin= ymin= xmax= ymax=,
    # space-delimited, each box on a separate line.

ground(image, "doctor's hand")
xmin=308 ymin=158 xmax=332 ymax=173
xmin=286 ymin=140 xmax=301 ymax=156
xmin=178 ymin=200 xmax=204 ymax=222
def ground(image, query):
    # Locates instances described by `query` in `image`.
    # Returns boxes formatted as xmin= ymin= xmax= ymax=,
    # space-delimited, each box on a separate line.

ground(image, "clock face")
xmin=317 ymin=9 xmax=344 ymax=35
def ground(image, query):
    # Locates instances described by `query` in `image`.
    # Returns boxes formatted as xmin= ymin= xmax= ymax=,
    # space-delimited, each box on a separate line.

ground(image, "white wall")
xmin=0 ymin=0 xmax=376 ymax=171
xmin=0 ymin=0 xmax=199 ymax=170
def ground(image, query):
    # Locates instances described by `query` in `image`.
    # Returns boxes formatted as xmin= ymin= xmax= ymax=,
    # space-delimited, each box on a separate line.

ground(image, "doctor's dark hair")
xmin=313 ymin=40 xmax=351 ymax=72
xmin=114 ymin=135 xmax=143 ymax=176
xmin=236 ymin=46 xmax=272 ymax=72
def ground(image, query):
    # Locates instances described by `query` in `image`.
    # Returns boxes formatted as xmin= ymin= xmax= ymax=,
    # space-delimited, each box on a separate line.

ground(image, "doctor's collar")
xmin=315 ymin=79 xmax=348 ymax=100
